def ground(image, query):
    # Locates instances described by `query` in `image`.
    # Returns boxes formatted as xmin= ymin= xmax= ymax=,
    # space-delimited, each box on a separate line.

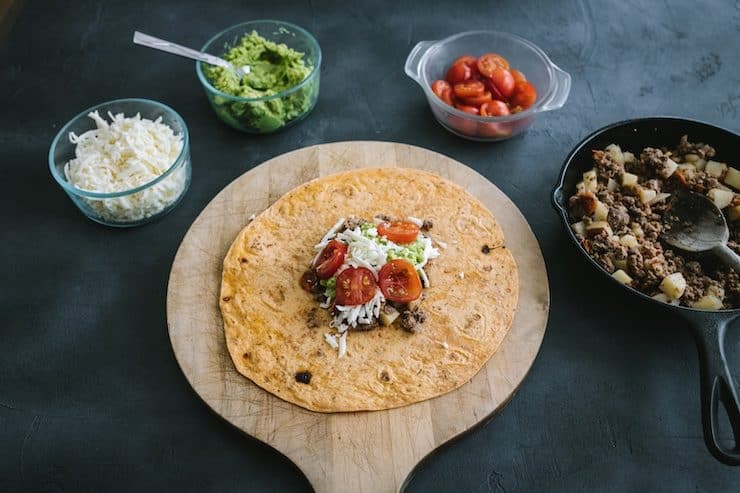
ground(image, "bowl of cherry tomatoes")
xmin=405 ymin=30 xmax=571 ymax=141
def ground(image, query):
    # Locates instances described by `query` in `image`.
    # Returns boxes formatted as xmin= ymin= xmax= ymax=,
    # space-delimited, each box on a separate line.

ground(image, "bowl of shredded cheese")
xmin=49 ymin=98 xmax=191 ymax=227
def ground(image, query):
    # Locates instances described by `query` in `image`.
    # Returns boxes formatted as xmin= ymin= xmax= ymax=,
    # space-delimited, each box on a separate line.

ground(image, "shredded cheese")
xmin=64 ymin=111 xmax=186 ymax=223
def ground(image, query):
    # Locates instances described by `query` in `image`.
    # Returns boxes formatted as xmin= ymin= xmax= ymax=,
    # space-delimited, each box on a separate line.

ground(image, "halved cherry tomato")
xmin=377 ymin=220 xmax=420 ymax=244
xmin=511 ymin=69 xmax=527 ymax=84
xmin=480 ymin=100 xmax=510 ymax=117
xmin=453 ymin=55 xmax=480 ymax=79
xmin=455 ymin=104 xmax=480 ymax=115
xmin=335 ymin=267 xmax=377 ymax=306
xmin=461 ymin=91 xmax=492 ymax=106
xmin=482 ymin=78 xmax=505 ymax=100
xmin=478 ymin=121 xmax=513 ymax=139
xmin=378 ymin=259 xmax=422 ymax=303
xmin=453 ymin=81 xmax=485 ymax=98
xmin=314 ymin=239 xmax=347 ymax=279
xmin=490 ymin=68 xmax=515 ymax=98
xmin=431 ymin=80 xmax=451 ymax=99
xmin=477 ymin=53 xmax=509 ymax=77
xmin=448 ymin=115 xmax=478 ymax=135
xmin=445 ymin=62 xmax=472 ymax=84
xmin=440 ymin=87 xmax=455 ymax=106
xmin=511 ymin=81 xmax=537 ymax=109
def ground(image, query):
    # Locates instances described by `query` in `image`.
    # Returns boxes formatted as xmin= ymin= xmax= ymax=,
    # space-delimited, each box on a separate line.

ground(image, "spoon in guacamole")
xmin=133 ymin=31 xmax=251 ymax=79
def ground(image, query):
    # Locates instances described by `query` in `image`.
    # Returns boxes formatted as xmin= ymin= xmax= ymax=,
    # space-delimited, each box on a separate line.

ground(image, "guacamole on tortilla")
xmin=204 ymin=31 xmax=317 ymax=133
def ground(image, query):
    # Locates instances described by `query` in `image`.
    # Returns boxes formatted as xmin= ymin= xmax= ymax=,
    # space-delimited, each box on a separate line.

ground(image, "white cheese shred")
xmin=407 ymin=216 xmax=423 ymax=227
xmin=338 ymin=332 xmax=347 ymax=358
xmin=324 ymin=333 xmax=339 ymax=349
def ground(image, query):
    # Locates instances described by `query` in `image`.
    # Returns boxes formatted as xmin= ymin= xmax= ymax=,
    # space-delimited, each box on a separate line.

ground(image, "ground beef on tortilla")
xmin=568 ymin=136 xmax=739 ymax=309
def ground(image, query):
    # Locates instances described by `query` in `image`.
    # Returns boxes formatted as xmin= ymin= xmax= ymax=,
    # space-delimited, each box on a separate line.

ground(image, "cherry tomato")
xmin=453 ymin=81 xmax=485 ymax=98
xmin=455 ymin=104 xmax=480 ymax=115
xmin=300 ymin=270 xmax=319 ymax=292
xmin=511 ymin=81 xmax=537 ymax=109
xmin=482 ymin=78 xmax=505 ymax=100
xmin=335 ymin=267 xmax=377 ymax=306
xmin=377 ymin=220 xmax=420 ymax=244
xmin=445 ymin=62 xmax=472 ymax=84
xmin=477 ymin=53 xmax=509 ymax=77
xmin=453 ymin=55 xmax=480 ymax=79
xmin=440 ymin=87 xmax=455 ymax=106
xmin=511 ymin=69 xmax=527 ymax=84
xmin=378 ymin=259 xmax=422 ymax=303
xmin=480 ymin=100 xmax=510 ymax=117
xmin=314 ymin=239 xmax=347 ymax=279
xmin=448 ymin=115 xmax=478 ymax=135
xmin=490 ymin=68 xmax=515 ymax=98
xmin=461 ymin=91 xmax=493 ymax=106
xmin=431 ymin=80 xmax=451 ymax=99
xmin=478 ymin=121 xmax=513 ymax=139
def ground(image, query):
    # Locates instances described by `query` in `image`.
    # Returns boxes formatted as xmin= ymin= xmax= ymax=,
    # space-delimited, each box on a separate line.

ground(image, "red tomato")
xmin=478 ymin=121 xmax=513 ymax=138
xmin=455 ymin=104 xmax=480 ymax=115
xmin=335 ymin=267 xmax=377 ymax=306
xmin=440 ymin=87 xmax=455 ymax=106
xmin=511 ymin=69 xmax=527 ymax=84
xmin=378 ymin=259 xmax=422 ymax=303
xmin=445 ymin=62 xmax=472 ymax=84
xmin=462 ymin=91 xmax=492 ymax=106
xmin=477 ymin=53 xmax=509 ymax=77
xmin=453 ymin=81 xmax=485 ymax=98
xmin=511 ymin=81 xmax=537 ymax=109
xmin=490 ymin=68 xmax=515 ymax=98
xmin=482 ymin=78 xmax=505 ymax=100
xmin=377 ymin=221 xmax=420 ymax=244
xmin=431 ymin=80 xmax=451 ymax=98
xmin=480 ymin=100 xmax=510 ymax=117
xmin=453 ymin=55 xmax=480 ymax=79
xmin=448 ymin=115 xmax=478 ymax=135
xmin=314 ymin=239 xmax=347 ymax=279
xmin=300 ymin=270 xmax=319 ymax=292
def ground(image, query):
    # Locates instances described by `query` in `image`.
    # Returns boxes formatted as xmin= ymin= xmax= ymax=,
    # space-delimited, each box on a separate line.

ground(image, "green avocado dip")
xmin=204 ymin=31 xmax=317 ymax=133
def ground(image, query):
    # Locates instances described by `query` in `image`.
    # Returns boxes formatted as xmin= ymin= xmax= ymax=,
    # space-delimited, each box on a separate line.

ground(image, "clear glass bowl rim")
xmin=48 ymin=98 xmax=190 ymax=199
xmin=195 ymin=20 xmax=322 ymax=103
xmin=419 ymin=30 xmax=557 ymax=123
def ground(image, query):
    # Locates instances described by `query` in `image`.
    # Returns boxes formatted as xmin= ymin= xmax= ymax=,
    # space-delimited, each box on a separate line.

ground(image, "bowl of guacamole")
xmin=196 ymin=20 xmax=321 ymax=134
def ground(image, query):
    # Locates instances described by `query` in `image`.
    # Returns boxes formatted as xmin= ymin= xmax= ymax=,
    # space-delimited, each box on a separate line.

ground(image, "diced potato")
xmin=619 ymin=234 xmax=639 ymax=248
xmin=658 ymin=158 xmax=678 ymax=178
xmin=659 ymin=272 xmax=687 ymax=299
xmin=723 ymin=167 xmax=740 ymax=190
xmin=706 ymin=284 xmax=725 ymax=300
xmin=583 ymin=169 xmax=598 ymax=193
xmin=571 ymin=221 xmax=586 ymax=236
xmin=605 ymin=144 xmax=625 ymax=166
xmin=684 ymin=153 xmax=699 ymax=163
xmin=614 ymin=258 xmax=628 ymax=271
xmin=576 ymin=181 xmax=586 ymax=194
xmin=574 ymin=191 xmax=598 ymax=215
xmin=586 ymin=221 xmax=613 ymax=237
xmin=379 ymin=305 xmax=400 ymax=326
xmin=649 ymin=192 xmax=671 ymax=205
xmin=612 ymin=269 xmax=632 ymax=285
xmin=623 ymin=151 xmax=635 ymax=164
xmin=631 ymin=222 xmax=644 ymax=237
xmin=728 ymin=205 xmax=740 ymax=222
xmin=705 ymin=160 xmax=727 ymax=178
xmin=621 ymin=172 xmax=638 ymax=187
xmin=653 ymin=293 xmax=680 ymax=305
xmin=637 ymin=187 xmax=657 ymax=204
xmin=678 ymin=164 xmax=698 ymax=178
xmin=708 ymin=188 xmax=734 ymax=209
xmin=593 ymin=201 xmax=609 ymax=221
xmin=695 ymin=158 xmax=707 ymax=171
xmin=691 ymin=295 xmax=723 ymax=311
xmin=607 ymin=178 xmax=618 ymax=192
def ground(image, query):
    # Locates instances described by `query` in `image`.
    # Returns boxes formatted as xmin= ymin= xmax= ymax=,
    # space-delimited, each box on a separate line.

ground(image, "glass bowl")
xmin=405 ymin=30 xmax=571 ymax=141
xmin=196 ymin=20 xmax=321 ymax=134
xmin=48 ymin=98 xmax=191 ymax=227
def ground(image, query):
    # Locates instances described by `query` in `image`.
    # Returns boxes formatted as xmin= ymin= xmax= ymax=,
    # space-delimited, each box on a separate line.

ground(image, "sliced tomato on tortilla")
xmin=378 ymin=259 xmax=422 ymax=303
xmin=377 ymin=220 xmax=420 ymax=244
xmin=335 ymin=267 xmax=377 ymax=305
xmin=314 ymin=240 xmax=347 ymax=279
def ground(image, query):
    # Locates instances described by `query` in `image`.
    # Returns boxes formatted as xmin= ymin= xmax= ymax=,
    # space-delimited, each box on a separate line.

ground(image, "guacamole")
xmin=204 ymin=31 xmax=317 ymax=133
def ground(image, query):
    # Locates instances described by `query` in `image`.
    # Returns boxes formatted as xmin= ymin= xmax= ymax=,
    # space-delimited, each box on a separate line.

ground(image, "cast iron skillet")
xmin=552 ymin=117 xmax=740 ymax=465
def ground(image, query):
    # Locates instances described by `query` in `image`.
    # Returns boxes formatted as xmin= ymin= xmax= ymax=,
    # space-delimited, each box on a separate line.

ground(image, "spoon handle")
xmin=133 ymin=31 xmax=232 ymax=71
xmin=712 ymin=243 xmax=740 ymax=275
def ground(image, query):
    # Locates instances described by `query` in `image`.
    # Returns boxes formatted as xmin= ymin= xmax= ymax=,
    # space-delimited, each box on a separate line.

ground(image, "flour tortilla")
xmin=220 ymin=168 xmax=518 ymax=412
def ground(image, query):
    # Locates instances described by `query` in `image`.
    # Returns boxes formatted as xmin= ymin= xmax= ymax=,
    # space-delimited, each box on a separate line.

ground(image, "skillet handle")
xmin=691 ymin=315 xmax=740 ymax=465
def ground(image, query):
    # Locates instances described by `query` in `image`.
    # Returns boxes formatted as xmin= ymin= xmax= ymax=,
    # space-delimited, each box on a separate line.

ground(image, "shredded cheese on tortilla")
xmin=63 ymin=110 xmax=186 ymax=222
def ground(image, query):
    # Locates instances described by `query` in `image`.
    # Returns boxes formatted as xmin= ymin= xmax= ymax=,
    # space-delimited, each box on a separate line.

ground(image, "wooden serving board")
xmin=166 ymin=141 xmax=549 ymax=492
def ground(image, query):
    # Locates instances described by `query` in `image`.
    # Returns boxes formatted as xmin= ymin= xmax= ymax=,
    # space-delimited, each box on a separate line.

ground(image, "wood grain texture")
xmin=166 ymin=141 xmax=549 ymax=493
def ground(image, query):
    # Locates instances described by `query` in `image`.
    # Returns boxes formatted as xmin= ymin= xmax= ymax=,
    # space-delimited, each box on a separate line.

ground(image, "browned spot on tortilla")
xmin=222 ymin=296 xmax=231 ymax=302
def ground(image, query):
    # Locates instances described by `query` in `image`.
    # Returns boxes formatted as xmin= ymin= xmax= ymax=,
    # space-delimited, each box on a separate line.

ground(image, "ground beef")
xmin=568 ymin=137 xmax=738 ymax=308
xmin=306 ymin=308 xmax=319 ymax=328
xmin=421 ymin=219 xmax=433 ymax=231
xmin=374 ymin=214 xmax=392 ymax=222
xmin=353 ymin=320 xmax=379 ymax=331
xmin=343 ymin=216 xmax=366 ymax=230
xmin=399 ymin=307 xmax=427 ymax=333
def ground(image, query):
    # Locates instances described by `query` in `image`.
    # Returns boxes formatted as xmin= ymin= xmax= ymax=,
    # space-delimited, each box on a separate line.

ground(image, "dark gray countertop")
xmin=1 ymin=0 xmax=739 ymax=491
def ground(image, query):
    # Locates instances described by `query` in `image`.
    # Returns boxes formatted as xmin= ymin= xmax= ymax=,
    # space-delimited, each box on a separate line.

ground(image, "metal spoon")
xmin=133 ymin=31 xmax=250 ymax=78
xmin=662 ymin=190 xmax=740 ymax=273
